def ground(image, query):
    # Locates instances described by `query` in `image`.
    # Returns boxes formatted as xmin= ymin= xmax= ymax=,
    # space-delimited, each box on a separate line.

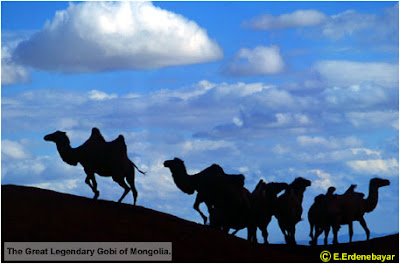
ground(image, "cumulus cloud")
xmin=309 ymin=169 xmax=333 ymax=190
xmin=12 ymin=1 xmax=223 ymax=73
xmin=222 ymin=45 xmax=285 ymax=77
xmin=243 ymin=9 xmax=327 ymax=30
xmin=347 ymin=158 xmax=399 ymax=177
xmin=1 ymin=34 xmax=31 ymax=86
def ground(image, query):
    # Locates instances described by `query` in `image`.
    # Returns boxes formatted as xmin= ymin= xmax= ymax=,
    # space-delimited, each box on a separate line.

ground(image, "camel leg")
xmin=84 ymin=169 xmax=99 ymax=200
xmin=193 ymin=194 xmax=208 ymax=224
xmin=247 ymin=226 xmax=257 ymax=242
xmin=309 ymin=223 xmax=314 ymax=241
xmin=125 ymin=166 xmax=138 ymax=206
xmin=332 ymin=225 xmax=339 ymax=244
xmin=358 ymin=217 xmax=370 ymax=241
xmin=115 ymin=177 xmax=131 ymax=203
xmin=348 ymin=222 xmax=353 ymax=243
xmin=323 ymin=227 xmax=330 ymax=245
xmin=260 ymin=225 xmax=269 ymax=244
xmin=312 ymin=227 xmax=324 ymax=246
xmin=278 ymin=221 xmax=289 ymax=244
xmin=289 ymin=226 xmax=297 ymax=245
xmin=262 ymin=216 xmax=272 ymax=244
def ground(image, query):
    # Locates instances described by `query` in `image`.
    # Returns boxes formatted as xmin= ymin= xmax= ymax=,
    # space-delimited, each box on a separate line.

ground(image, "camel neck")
xmin=364 ymin=185 xmax=379 ymax=213
xmin=56 ymin=141 xmax=79 ymax=166
xmin=170 ymin=165 xmax=195 ymax=195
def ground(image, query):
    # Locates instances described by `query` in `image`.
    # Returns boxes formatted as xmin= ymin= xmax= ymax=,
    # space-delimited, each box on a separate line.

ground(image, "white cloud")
xmin=347 ymin=158 xmax=399 ymax=177
xmin=242 ymin=4 xmax=398 ymax=48
xmin=36 ymin=179 xmax=80 ymax=193
xmin=322 ymin=10 xmax=375 ymax=39
xmin=346 ymin=111 xmax=399 ymax=130
xmin=181 ymin=139 xmax=236 ymax=152
xmin=315 ymin=60 xmax=399 ymax=88
xmin=2 ymin=43 xmax=30 ymax=86
xmin=2 ymin=140 xmax=30 ymax=159
xmin=323 ymin=83 xmax=390 ymax=110
xmin=222 ymin=45 xmax=285 ymax=76
xmin=297 ymin=135 xmax=362 ymax=149
xmin=309 ymin=169 xmax=333 ymax=190
xmin=13 ymin=1 xmax=223 ymax=73
xmin=244 ymin=9 xmax=327 ymax=30
xmin=88 ymin=90 xmax=118 ymax=101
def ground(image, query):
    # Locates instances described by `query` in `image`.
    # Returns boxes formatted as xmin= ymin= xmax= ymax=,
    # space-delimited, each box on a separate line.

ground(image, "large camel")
xmin=163 ymin=158 xmax=244 ymax=225
xmin=328 ymin=178 xmax=390 ymax=244
xmin=274 ymin=177 xmax=311 ymax=245
xmin=251 ymin=180 xmax=288 ymax=244
xmin=44 ymin=128 xmax=146 ymax=205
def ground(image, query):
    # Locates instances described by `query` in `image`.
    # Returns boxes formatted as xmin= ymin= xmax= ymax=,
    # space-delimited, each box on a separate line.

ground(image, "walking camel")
xmin=208 ymin=186 xmax=256 ymax=241
xmin=308 ymin=186 xmax=336 ymax=245
xmin=163 ymin=158 xmax=244 ymax=225
xmin=274 ymin=177 xmax=311 ymax=245
xmin=44 ymin=128 xmax=146 ymax=205
xmin=327 ymin=178 xmax=390 ymax=244
xmin=251 ymin=180 xmax=288 ymax=244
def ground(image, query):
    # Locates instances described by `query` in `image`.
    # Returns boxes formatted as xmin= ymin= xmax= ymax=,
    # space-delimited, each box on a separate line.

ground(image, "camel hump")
xmin=109 ymin=134 xmax=127 ymax=153
xmin=90 ymin=127 xmax=106 ymax=142
xmin=253 ymin=179 xmax=265 ymax=194
xmin=210 ymin=164 xmax=225 ymax=173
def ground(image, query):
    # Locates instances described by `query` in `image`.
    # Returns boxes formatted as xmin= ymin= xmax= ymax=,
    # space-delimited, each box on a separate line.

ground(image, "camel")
xmin=44 ymin=128 xmax=146 ymax=205
xmin=208 ymin=186 xmax=256 ymax=241
xmin=328 ymin=178 xmax=390 ymax=244
xmin=274 ymin=177 xmax=311 ymax=245
xmin=308 ymin=186 xmax=337 ymax=246
xmin=163 ymin=158 xmax=244 ymax=225
xmin=251 ymin=180 xmax=288 ymax=244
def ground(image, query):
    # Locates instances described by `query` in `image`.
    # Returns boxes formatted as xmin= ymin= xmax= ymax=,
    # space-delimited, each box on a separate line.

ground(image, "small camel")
xmin=251 ymin=180 xmax=288 ymax=244
xmin=44 ymin=128 xmax=146 ymax=205
xmin=274 ymin=177 xmax=311 ymax=245
xmin=327 ymin=178 xmax=390 ymax=244
xmin=163 ymin=158 xmax=244 ymax=225
xmin=208 ymin=186 xmax=257 ymax=241
xmin=308 ymin=186 xmax=336 ymax=246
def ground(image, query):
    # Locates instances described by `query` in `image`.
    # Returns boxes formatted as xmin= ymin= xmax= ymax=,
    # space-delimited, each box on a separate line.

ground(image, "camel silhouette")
xmin=44 ymin=128 xmax=146 ymax=205
xmin=208 ymin=186 xmax=256 ymax=241
xmin=308 ymin=186 xmax=337 ymax=245
xmin=327 ymin=178 xmax=390 ymax=244
xmin=251 ymin=180 xmax=288 ymax=244
xmin=274 ymin=177 xmax=311 ymax=245
xmin=163 ymin=158 xmax=244 ymax=225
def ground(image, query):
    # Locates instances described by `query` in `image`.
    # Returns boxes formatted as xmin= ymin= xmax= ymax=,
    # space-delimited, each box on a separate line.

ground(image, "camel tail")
xmin=131 ymin=161 xmax=146 ymax=175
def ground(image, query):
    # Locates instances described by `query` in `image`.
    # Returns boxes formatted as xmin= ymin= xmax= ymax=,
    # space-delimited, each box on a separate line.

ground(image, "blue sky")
xmin=2 ymin=1 xmax=399 ymax=244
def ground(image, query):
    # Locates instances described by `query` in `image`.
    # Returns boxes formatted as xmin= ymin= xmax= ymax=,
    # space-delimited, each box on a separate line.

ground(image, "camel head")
xmin=44 ymin=130 xmax=70 ymax=145
xmin=370 ymin=177 xmax=390 ymax=188
xmin=163 ymin=158 xmax=195 ymax=195
xmin=291 ymin=177 xmax=311 ymax=192
xmin=163 ymin=157 xmax=184 ymax=169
